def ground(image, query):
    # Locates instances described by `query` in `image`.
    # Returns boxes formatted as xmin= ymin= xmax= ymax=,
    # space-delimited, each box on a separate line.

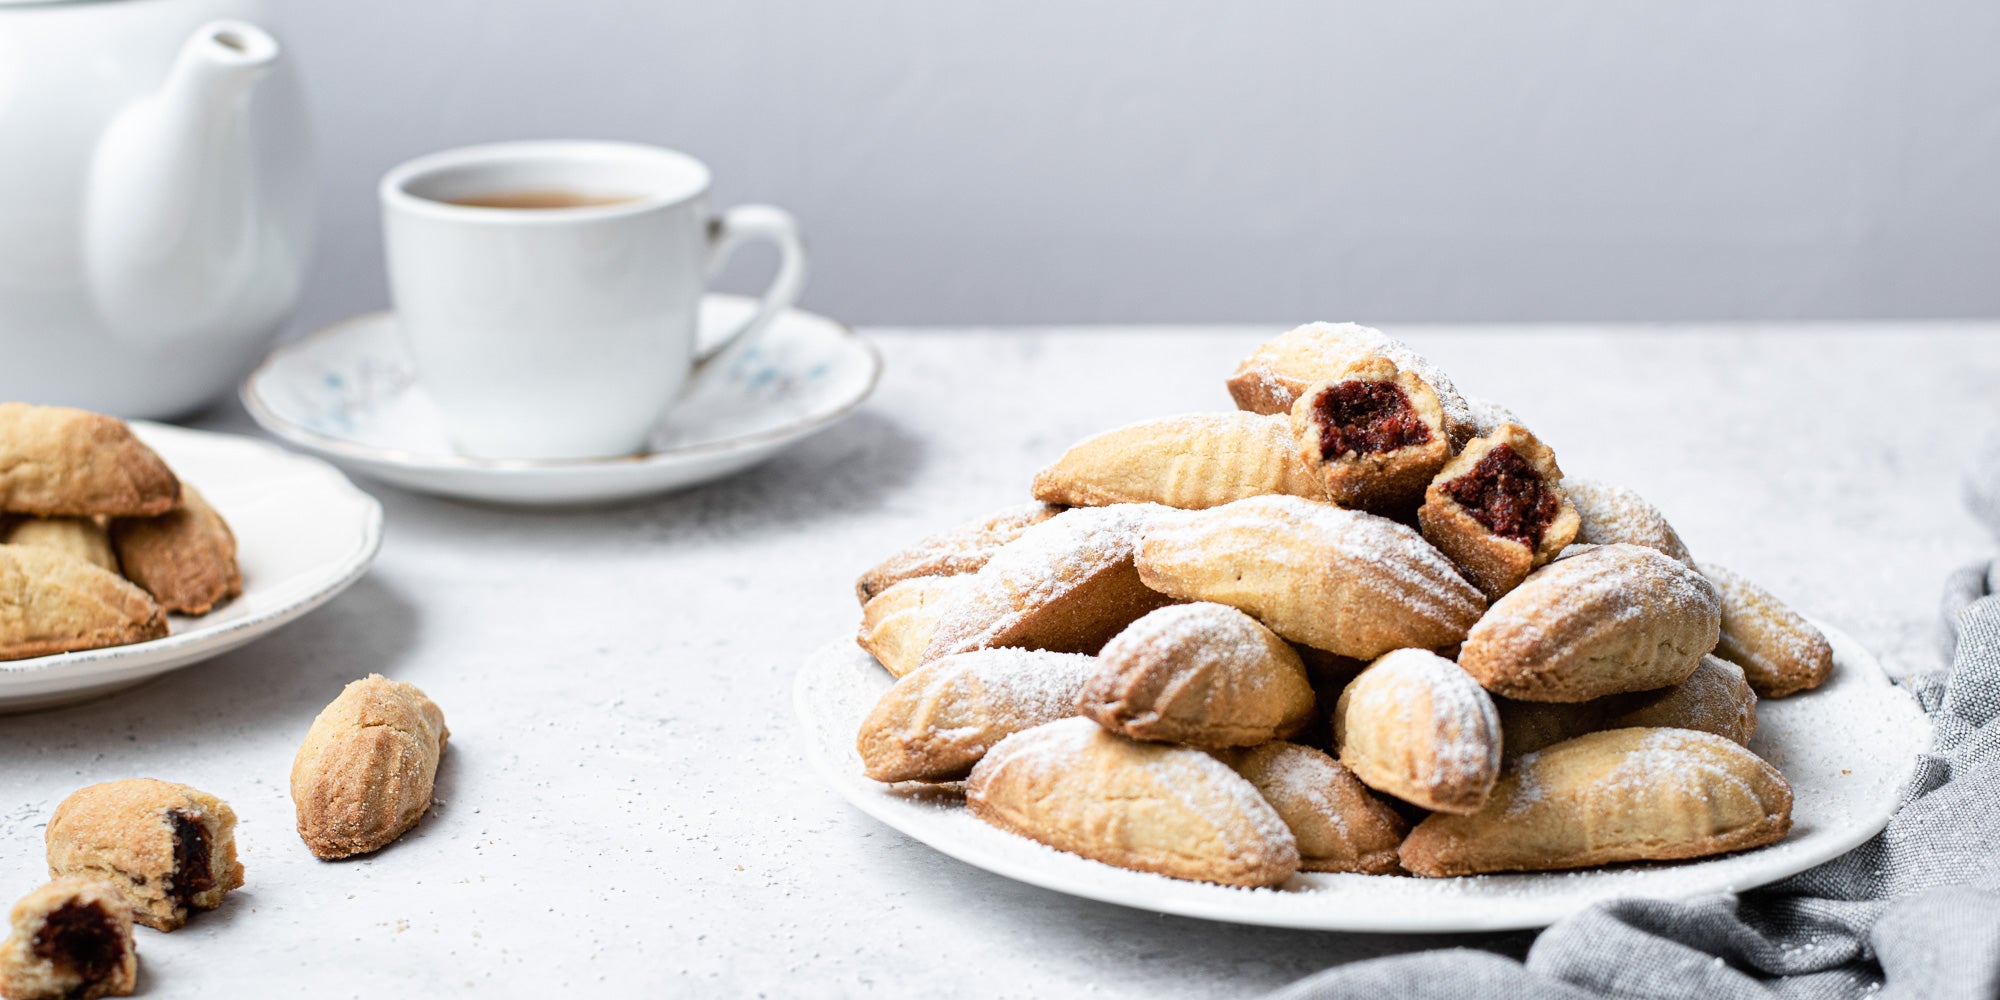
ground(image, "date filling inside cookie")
xmin=168 ymin=810 xmax=215 ymax=908
xmin=1442 ymin=444 xmax=1560 ymax=545
xmin=30 ymin=901 xmax=123 ymax=983
xmin=1312 ymin=382 xmax=1432 ymax=458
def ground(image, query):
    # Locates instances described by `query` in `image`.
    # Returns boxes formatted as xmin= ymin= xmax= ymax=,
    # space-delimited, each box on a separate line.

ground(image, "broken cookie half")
xmin=0 ymin=878 xmax=138 ymax=1000
xmin=44 ymin=779 xmax=243 ymax=932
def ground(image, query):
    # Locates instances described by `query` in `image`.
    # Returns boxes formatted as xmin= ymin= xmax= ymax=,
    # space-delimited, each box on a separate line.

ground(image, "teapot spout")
xmin=85 ymin=21 xmax=284 ymax=346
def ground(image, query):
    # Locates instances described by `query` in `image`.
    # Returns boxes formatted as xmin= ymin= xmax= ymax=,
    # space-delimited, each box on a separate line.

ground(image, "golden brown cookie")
xmin=1417 ymin=424 xmax=1580 ymax=601
xmin=0 ymin=404 xmax=178 ymax=518
xmin=854 ymin=503 xmax=1062 ymax=605
xmin=1333 ymin=649 xmax=1502 ymax=813
xmin=1399 ymin=727 xmax=1793 ymax=876
xmin=109 ymin=486 xmax=240 ymax=616
xmin=921 ymin=505 xmax=1175 ymax=664
xmin=856 ymin=575 xmax=972 ymax=678
xmin=1078 ymin=602 xmax=1315 ymax=749
xmin=1459 ymin=544 xmax=1720 ymax=703
xmin=0 ymin=879 xmax=136 ymax=1000
xmin=1699 ymin=562 xmax=1835 ymax=698
xmin=966 ymin=717 xmax=1299 ymax=887
xmin=2 ymin=518 xmax=118 ymax=574
xmin=1219 ymin=742 xmax=1407 ymax=874
xmin=1289 ymin=358 xmax=1451 ymax=513
xmin=44 ymin=779 xmax=244 ymax=932
xmin=291 ymin=675 xmax=449 ymax=860
xmin=1496 ymin=655 xmax=1758 ymax=759
xmin=1030 ymin=413 xmax=1323 ymax=510
xmin=0 ymin=547 xmax=166 ymax=661
xmin=1225 ymin=322 xmax=1477 ymax=447
xmin=858 ymin=648 xmax=1098 ymax=782
xmin=1563 ymin=478 xmax=1694 ymax=567
xmin=1135 ymin=495 xmax=1486 ymax=659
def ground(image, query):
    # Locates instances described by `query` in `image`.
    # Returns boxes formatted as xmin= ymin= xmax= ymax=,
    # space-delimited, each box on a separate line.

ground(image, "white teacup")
xmin=379 ymin=140 xmax=805 ymax=459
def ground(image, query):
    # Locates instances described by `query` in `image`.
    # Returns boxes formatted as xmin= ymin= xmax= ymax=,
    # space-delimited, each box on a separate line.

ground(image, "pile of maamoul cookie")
xmin=0 ymin=407 xmax=449 ymax=1000
xmin=0 ymin=403 xmax=243 ymax=658
xmin=850 ymin=322 xmax=1831 ymax=888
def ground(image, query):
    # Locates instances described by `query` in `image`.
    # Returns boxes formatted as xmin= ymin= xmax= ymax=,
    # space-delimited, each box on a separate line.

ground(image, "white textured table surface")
xmin=3 ymin=324 xmax=1997 ymax=998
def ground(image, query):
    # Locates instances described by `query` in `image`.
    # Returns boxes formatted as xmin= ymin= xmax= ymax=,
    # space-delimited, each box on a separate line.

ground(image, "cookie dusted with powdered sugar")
xmin=1217 ymin=742 xmax=1407 ymax=875
xmin=856 ymin=575 xmax=971 ymax=678
xmin=921 ymin=505 xmax=1175 ymax=665
xmin=1031 ymin=413 xmax=1323 ymax=511
xmin=1495 ymin=655 xmax=1758 ymax=760
xmin=1226 ymin=322 xmax=1477 ymax=448
xmin=1459 ymin=544 xmax=1720 ymax=703
xmin=1399 ymin=727 xmax=1793 ymax=877
xmin=1289 ymin=357 xmax=1452 ymax=513
xmin=1563 ymin=478 xmax=1694 ymax=567
xmin=1079 ymin=602 xmax=1315 ymax=749
xmin=857 ymin=648 xmax=1098 ymax=783
xmin=1135 ymin=495 xmax=1485 ymax=660
xmin=967 ymin=717 xmax=1299 ymax=887
xmin=854 ymin=502 xmax=1063 ymax=605
xmin=1418 ymin=423 xmax=1580 ymax=601
xmin=1700 ymin=561 xmax=1834 ymax=698
xmin=1333 ymin=649 xmax=1502 ymax=814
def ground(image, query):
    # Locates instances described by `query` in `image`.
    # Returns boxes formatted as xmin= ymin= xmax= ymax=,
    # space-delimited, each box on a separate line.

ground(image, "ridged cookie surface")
xmin=1135 ymin=495 xmax=1485 ymax=659
xmin=1399 ymin=727 xmax=1792 ymax=876
xmin=1458 ymin=544 xmax=1720 ymax=703
xmin=854 ymin=502 xmax=1062 ymax=605
xmin=967 ymin=718 xmax=1299 ymax=887
xmin=291 ymin=675 xmax=449 ymax=860
xmin=1079 ymin=602 xmax=1315 ymax=749
xmin=857 ymin=648 xmax=1097 ymax=782
xmin=1700 ymin=562 xmax=1834 ymax=698
xmin=1564 ymin=479 xmax=1693 ymax=567
xmin=1220 ymin=742 xmax=1407 ymax=874
xmin=856 ymin=575 xmax=971 ymax=678
xmin=1495 ymin=655 xmax=1758 ymax=759
xmin=922 ymin=505 xmax=1174 ymax=663
xmin=1333 ymin=649 xmax=1502 ymax=814
xmin=110 ymin=485 xmax=241 ymax=616
xmin=1032 ymin=413 xmax=1323 ymax=510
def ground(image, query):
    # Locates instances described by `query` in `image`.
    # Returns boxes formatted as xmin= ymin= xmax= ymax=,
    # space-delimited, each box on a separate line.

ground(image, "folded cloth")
xmin=1271 ymin=572 xmax=2000 ymax=1000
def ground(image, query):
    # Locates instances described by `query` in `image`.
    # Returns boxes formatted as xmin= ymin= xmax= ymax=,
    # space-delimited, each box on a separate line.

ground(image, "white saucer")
xmin=0 ymin=423 xmax=383 ymax=713
xmin=795 ymin=622 xmax=1930 ymax=932
xmin=241 ymin=295 xmax=882 ymax=505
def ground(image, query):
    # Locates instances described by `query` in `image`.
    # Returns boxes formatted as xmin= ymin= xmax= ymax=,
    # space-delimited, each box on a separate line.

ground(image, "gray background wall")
xmin=267 ymin=0 xmax=2000 ymax=330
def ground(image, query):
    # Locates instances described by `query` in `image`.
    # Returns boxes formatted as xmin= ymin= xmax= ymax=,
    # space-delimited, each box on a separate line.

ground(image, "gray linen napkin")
xmin=1272 ymin=549 xmax=2000 ymax=998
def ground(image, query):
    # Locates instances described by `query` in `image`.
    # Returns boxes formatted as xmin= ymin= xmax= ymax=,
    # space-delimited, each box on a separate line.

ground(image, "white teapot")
xmin=0 ymin=0 xmax=312 ymax=418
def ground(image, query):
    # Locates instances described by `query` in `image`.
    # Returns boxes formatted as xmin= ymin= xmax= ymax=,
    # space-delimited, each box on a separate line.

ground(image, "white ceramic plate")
xmin=240 ymin=294 xmax=882 ymax=505
xmin=795 ymin=623 xmax=1931 ymax=932
xmin=0 ymin=423 xmax=383 ymax=713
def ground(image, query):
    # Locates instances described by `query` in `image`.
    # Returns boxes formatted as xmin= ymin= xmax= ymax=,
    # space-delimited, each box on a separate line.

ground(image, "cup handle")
xmin=689 ymin=204 xmax=808 ymax=381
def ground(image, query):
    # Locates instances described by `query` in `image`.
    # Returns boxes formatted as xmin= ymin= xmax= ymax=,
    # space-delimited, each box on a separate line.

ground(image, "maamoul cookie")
xmin=45 ymin=779 xmax=244 ymax=931
xmin=854 ymin=502 xmax=1062 ymax=605
xmin=1225 ymin=322 xmax=1477 ymax=447
xmin=1399 ymin=727 xmax=1793 ymax=877
xmin=921 ymin=505 xmax=1174 ymax=664
xmin=1332 ymin=649 xmax=1502 ymax=813
xmin=856 ymin=575 xmax=971 ymax=678
xmin=0 ymin=879 xmax=136 ymax=1000
xmin=1135 ymin=495 xmax=1485 ymax=659
xmin=108 ymin=486 xmax=240 ymax=616
xmin=1462 ymin=395 xmax=1521 ymax=439
xmin=292 ymin=675 xmax=449 ymax=860
xmin=1417 ymin=423 xmax=1580 ymax=600
xmin=1699 ymin=561 xmax=1835 ymax=698
xmin=0 ymin=404 xmax=178 ymax=518
xmin=0 ymin=547 xmax=166 ymax=661
xmin=1496 ymin=655 xmax=1758 ymax=759
xmin=1458 ymin=544 xmax=1720 ymax=702
xmin=1030 ymin=413 xmax=1322 ymax=511
xmin=858 ymin=648 xmax=1097 ymax=782
xmin=2 ymin=518 xmax=118 ymax=574
xmin=1288 ymin=358 xmax=1451 ymax=512
xmin=1078 ymin=602 xmax=1315 ymax=749
xmin=1564 ymin=478 xmax=1693 ymax=567
xmin=1219 ymin=742 xmax=1406 ymax=874
xmin=966 ymin=717 xmax=1299 ymax=887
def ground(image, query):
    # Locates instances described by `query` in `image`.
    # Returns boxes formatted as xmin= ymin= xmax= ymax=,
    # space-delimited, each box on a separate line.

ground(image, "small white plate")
xmin=240 ymin=295 xmax=881 ymax=505
xmin=0 ymin=423 xmax=383 ymax=713
xmin=795 ymin=623 xmax=1931 ymax=932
